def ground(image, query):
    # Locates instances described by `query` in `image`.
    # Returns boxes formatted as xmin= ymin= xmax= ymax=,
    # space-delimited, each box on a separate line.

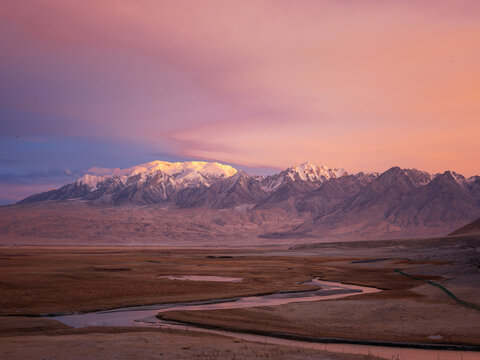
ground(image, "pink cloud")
xmin=1 ymin=1 xmax=479 ymax=175
xmin=0 ymin=183 xmax=58 ymax=203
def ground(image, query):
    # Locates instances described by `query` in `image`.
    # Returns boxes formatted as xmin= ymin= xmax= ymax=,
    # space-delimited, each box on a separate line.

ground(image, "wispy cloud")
xmin=0 ymin=168 xmax=78 ymax=185
xmin=0 ymin=0 xmax=479 ymax=183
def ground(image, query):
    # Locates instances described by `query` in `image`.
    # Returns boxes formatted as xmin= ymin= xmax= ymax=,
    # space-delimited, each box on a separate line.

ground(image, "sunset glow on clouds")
xmin=1 ymin=1 xmax=479 ymax=202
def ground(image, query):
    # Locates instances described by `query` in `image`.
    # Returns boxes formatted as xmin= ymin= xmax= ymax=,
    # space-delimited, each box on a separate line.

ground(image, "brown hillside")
xmin=449 ymin=217 xmax=480 ymax=236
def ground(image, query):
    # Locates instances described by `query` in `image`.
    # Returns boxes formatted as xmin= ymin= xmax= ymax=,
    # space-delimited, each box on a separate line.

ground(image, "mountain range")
xmin=11 ymin=160 xmax=480 ymax=243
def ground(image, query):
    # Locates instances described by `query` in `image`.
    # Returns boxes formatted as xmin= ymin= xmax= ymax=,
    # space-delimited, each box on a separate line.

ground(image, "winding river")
xmin=48 ymin=279 xmax=480 ymax=360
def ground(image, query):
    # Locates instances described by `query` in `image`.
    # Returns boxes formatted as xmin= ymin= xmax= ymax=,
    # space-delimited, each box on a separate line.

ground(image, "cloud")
xmin=0 ymin=158 xmax=20 ymax=165
xmin=85 ymin=167 xmax=122 ymax=176
xmin=0 ymin=183 xmax=62 ymax=204
xmin=0 ymin=168 xmax=79 ymax=185
xmin=0 ymin=0 xmax=479 ymax=177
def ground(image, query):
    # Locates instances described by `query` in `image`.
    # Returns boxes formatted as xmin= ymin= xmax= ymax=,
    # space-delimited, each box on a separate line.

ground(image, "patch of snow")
xmin=418 ymin=175 xmax=434 ymax=186
xmin=448 ymin=171 xmax=466 ymax=186
xmin=259 ymin=161 xmax=348 ymax=192
xmin=290 ymin=161 xmax=347 ymax=182
xmin=128 ymin=160 xmax=237 ymax=179
xmin=259 ymin=175 xmax=285 ymax=192
xmin=78 ymin=161 xmax=238 ymax=189
xmin=467 ymin=176 xmax=479 ymax=184
xmin=76 ymin=174 xmax=106 ymax=190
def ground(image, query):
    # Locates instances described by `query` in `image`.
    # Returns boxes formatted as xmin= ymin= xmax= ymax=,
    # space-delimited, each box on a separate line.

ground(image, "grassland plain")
xmin=0 ymin=236 xmax=479 ymax=358
xmin=0 ymin=324 xmax=384 ymax=360
xmin=0 ymin=246 xmax=358 ymax=315
xmin=159 ymin=236 xmax=480 ymax=347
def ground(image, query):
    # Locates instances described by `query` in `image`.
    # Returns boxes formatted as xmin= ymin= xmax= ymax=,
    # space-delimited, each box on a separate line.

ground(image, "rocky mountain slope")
xmin=19 ymin=161 xmax=347 ymax=208
xmin=449 ymin=217 xmax=480 ymax=236
xmin=262 ymin=168 xmax=480 ymax=240
xmin=10 ymin=160 xmax=480 ymax=243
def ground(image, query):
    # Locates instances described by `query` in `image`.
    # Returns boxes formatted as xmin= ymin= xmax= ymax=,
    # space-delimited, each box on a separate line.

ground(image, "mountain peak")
xmin=16 ymin=161 xmax=480 ymax=237
xmin=76 ymin=160 xmax=238 ymax=190
xmin=379 ymin=167 xmax=434 ymax=187
xmin=288 ymin=162 xmax=347 ymax=182
xmin=443 ymin=170 xmax=465 ymax=181
xmin=124 ymin=160 xmax=237 ymax=178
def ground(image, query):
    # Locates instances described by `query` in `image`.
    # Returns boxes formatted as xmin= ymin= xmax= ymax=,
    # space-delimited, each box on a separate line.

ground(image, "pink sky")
xmin=1 ymin=0 xmax=479 ymax=177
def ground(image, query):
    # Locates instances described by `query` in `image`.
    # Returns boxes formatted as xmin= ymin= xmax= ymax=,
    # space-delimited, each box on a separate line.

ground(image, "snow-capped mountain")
xmin=262 ymin=168 xmax=480 ymax=240
xmin=260 ymin=161 xmax=347 ymax=192
xmin=19 ymin=160 xmax=347 ymax=206
xmin=289 ymin=162 xmax=347 ymax=182
xmin=20 ymin=160 xmax=239 ymax=205
xmin=15 ymin=160 xmax=480 ymax=242
xmin=77 ymin=160 xmax=237 ymax=190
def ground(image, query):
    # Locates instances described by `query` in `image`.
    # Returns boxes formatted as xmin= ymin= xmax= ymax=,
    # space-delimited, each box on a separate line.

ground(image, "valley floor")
xmin=0 ymin=321 xmax=381 ymax=360
xmin=0 ymin=236 xmax=479 ymax=359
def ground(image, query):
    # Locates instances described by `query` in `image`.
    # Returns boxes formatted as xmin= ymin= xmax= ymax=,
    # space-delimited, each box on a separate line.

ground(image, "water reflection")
xmin=48 ymin=280 xmax=478 ymax=360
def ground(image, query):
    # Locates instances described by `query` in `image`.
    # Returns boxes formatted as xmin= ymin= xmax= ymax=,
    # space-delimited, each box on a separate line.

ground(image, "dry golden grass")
xmin=162 ymin=297 xmax=480 ymax=347
xmin=2 ymin=245 xmax=479 ymax=351
xmin=0 ymin=317 xmax=384 ymax=360
xmin=0 ymin=246 xmax=423 ymax=315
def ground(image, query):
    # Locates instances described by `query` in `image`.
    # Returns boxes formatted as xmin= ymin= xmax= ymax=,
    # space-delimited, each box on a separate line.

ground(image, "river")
xmin=48 ymin=279 xmax=479 ymax=360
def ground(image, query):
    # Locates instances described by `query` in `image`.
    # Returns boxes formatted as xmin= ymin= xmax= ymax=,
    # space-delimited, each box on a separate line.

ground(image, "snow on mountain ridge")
xmin=76 ymin=160 xmax=349 ymax=193
xmin=76 ymin=160 xmax=438 ymax=192
xmin=77 ymin=161 xmax=238 ymax=189
xmin=127 ymin=160 xmax=237 ymax=178
xmin=74 ymin=161 xmax=436 ymax=195
xmin=259 ymin=161 xmax=348 ymax=192
xmin=77 ymin=174 xmax=108 ymax=190
xmin=289 ymin=161 xmax=347 ymax=182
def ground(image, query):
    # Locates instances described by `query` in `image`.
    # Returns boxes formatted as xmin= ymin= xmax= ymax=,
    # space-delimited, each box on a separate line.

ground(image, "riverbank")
xmin=0 ymin=246 xmax=420 ymax=316
xmin=0 ymin=318 xmax=382 ymax=360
